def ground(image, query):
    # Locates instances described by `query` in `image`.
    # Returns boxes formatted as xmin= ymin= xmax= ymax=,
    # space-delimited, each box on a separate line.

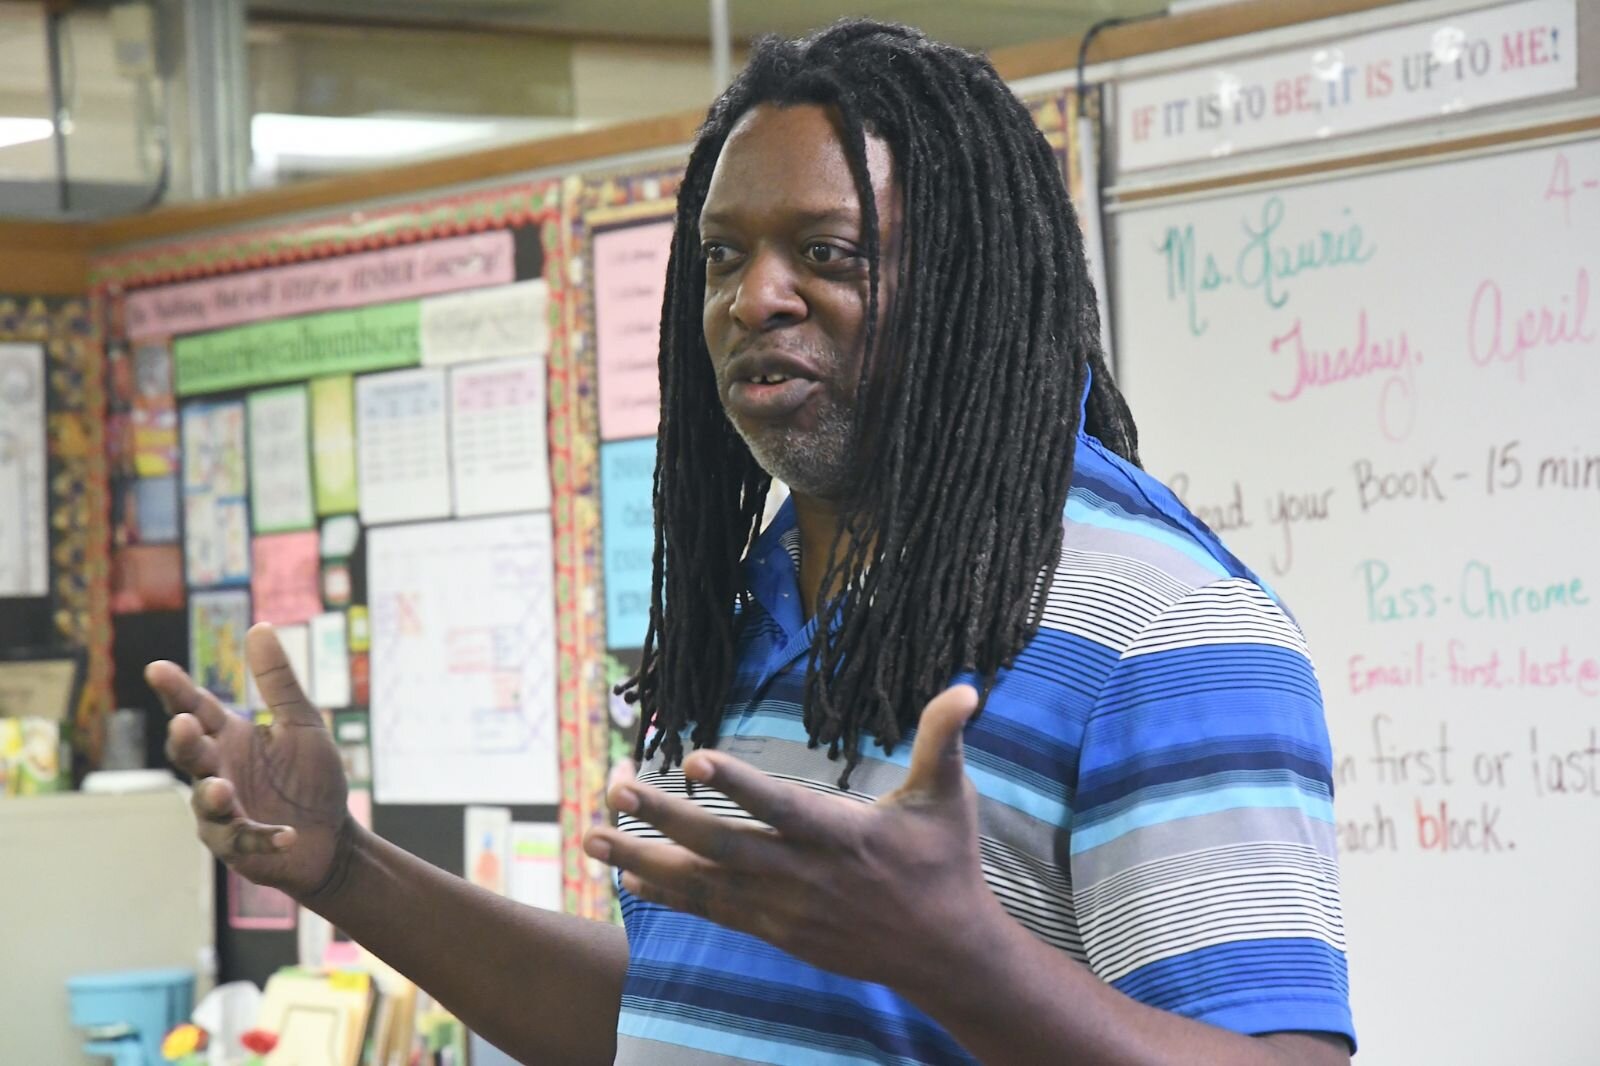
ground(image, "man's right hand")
xmin=148 ymin=623 xmax=351 ymax=900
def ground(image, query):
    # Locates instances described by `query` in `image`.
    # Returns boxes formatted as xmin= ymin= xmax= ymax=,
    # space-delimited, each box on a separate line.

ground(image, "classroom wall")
xmin=39 ymin=4 xmax=1590 ymax=1053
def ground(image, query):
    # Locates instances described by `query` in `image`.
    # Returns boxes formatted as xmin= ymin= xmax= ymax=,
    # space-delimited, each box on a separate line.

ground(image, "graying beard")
xmin=736 ymin=416 xmax=856 ymax=501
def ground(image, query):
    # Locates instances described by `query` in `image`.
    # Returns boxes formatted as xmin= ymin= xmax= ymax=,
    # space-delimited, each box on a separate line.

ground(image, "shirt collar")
xmin=743 ymin=494 xmax=807 ymax=638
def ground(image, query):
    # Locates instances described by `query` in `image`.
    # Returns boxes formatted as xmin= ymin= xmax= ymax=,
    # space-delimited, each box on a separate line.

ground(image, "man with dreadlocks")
xmin=151 ymin=19 xmax=1354 ymax=1066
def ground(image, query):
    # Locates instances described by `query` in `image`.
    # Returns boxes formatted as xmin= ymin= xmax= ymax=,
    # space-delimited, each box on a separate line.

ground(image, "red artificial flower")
xmin=240 ymin=1029 xmax=279 ymax=1054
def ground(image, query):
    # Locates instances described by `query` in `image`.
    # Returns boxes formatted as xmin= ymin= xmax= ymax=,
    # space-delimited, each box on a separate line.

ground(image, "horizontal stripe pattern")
xmin=614 ymin=434 xmax=1354 ymax=1064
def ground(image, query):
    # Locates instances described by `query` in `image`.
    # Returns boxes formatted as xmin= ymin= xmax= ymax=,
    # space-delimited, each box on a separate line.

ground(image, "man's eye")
xmin=702 ymin=242 xmax=734 ymax=265
xmin=804 ymin=242 xmax=855 ymax=265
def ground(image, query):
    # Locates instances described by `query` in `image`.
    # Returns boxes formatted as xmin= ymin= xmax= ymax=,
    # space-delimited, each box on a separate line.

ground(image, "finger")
xmin=190 ymin=777 xmax=294 ymax=857
xmin=619 ymin=871 xmax=724 ymax=924
xmin=607 ymin=758 xmax=637 ymax=797
xmin=585 ymin=830 xmax=737 ymax=923
xmin=901 ymin=684 xmax=980 ymax=797
xmin=146 ymin=660 xmax=231 ymax=735
xmin=246 ymin=624 xmax=322 ymax=729
xmin=192 ymin=775 xmax=239 ymax=823
xmin=165 ymin=713 xmax=223 ymax=778
xmin=605 ymin=774 xmax=786 ymax=867
xmin=681 ymin=751 xmax=836 ymax=843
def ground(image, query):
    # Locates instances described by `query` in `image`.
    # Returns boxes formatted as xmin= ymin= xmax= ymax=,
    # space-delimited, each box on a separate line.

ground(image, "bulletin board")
xmin=0 ymin=294 xmax=110 ymax=754
xmin=91 ymin=178 xmax=616 ymax=984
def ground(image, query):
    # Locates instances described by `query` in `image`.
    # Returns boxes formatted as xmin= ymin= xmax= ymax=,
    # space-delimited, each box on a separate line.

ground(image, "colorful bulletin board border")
xmin=125 ymin=230 xmax=515 ymax=342
xmin=91 ymin=183 xmax=555 ymax=291
xmin=552 ymin=162 xmax=684 ymax=920
xmin=0 ymin=295 xmax=110 ymax=753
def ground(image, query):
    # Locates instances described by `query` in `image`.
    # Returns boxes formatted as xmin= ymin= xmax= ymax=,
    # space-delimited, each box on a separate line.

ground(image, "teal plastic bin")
xmin=67 ymin=968 xmax=195 ymax=1066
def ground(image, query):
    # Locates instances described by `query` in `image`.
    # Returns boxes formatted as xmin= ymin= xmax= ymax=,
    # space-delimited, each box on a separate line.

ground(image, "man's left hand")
xmin=582 ymin=685 xmax=1003 ymax=994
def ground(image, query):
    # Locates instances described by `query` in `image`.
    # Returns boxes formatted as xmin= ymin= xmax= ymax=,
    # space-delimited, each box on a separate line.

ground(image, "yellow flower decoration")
xmin=161 ymin=1023 xmax=205 ymax=1060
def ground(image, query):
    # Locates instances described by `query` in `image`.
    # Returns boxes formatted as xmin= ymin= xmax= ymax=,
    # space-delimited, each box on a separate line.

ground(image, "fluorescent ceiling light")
xmin=0 ymin=118 xmax=54 ymax=150
xmin=251 ymin=112 xmax=592 ymax=174
xmin=253 ymin=113 xmax=497 ymax=164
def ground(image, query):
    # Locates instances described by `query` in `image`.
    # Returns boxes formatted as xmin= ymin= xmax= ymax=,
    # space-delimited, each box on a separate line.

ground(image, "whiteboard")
xmin=1114 ymin=135 xmax=1599 ymax=1065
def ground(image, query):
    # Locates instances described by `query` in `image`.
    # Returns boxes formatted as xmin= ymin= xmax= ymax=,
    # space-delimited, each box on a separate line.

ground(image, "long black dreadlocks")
xmin=620 ymin=19 xmax=1141 ymax=784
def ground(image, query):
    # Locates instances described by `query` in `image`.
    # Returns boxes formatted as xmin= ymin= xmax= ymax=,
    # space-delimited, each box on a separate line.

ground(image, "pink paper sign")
xmin=593 ymin=220 xmax=673 ymax=441
xmin=227 ymin=868 xmax=297 ymax=930
xmin=252 ymin=531 xmax=323 ymax=625
xmin=125 ymin=231 xmax=516 ymax=340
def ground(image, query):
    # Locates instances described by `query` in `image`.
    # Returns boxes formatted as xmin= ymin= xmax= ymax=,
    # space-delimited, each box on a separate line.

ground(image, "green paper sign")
xmin=310 ymin=375 xmax=359 ymax=515
xmin=174 ymin=302 xmax=421 ymax=396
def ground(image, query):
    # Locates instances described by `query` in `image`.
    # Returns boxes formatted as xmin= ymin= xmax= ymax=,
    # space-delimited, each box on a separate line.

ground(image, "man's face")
xmin=699 ymin=103 xmax=901 ymax=501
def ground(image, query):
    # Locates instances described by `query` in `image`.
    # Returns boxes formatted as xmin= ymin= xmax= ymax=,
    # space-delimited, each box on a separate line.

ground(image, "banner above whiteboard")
xmin=1117 ymin=0 xmax=1577 ymax=171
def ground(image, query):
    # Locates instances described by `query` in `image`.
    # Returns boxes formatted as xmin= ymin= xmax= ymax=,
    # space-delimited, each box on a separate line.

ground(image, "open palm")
xmin=149 ymin=624 xmax=350 ymax=899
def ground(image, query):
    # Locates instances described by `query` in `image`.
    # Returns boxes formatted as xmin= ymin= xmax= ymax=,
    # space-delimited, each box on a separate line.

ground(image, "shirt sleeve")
xmin=1070 ymin=577 xmax=1356 ymax=1049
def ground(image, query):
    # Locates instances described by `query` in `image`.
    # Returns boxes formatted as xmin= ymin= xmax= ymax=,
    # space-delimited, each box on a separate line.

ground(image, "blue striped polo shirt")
xmin=614 ymin=431 xmax=1355 ymax=1064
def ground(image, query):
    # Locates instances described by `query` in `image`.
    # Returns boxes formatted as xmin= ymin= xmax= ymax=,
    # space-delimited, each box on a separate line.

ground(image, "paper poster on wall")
xmin=309 ymin=610 xmax=351 ymax=708
xmin=320 ymin=514 xmax=361 ymax=559
xmin=252 ymin=531 xmax=322 ymax=625
xmin=0 ymin=343 xmax=48 ymax=597
xmin=115 ymin=477 xmax=179 ymax=547
xmin=349 ymin=652 xmax=370 ymax=707
xmin=184 ymin=497 xmax=251 ymax=587
xmin=465 ymin=806 xmax=513 ymax=896
xmin=368 ymin=513 xmax=558 ymax=804
xmin=228 ymin=868 xmax=297 ymax=931
xmin=110 ymin=544 xmax=185 ymax=614
xmin=593 ymin=220 xmax=673 ymax=441
xmin=183 ymin=400 xmax=247 ymax=496
xmin=190 ymin=588 xmax=251 ymax=711
xmin=356 ymin=367 xmax=451 ymax=525
xmin=248 ymin=386 xmax=315 ymax=533
xmin=132 ymin=477 xmax=181 ymax=542
xmin=134 ymin=339 xmax=173 ymax=394
xmin=509 ymin=822 xmax=563 ymax=912
xmin=174 ymin=301 xmax=422 ymax=396
xmin=182 ymin=400 xmax=251 ymax=587
xmin=271 ymin=623 xmax=312 ymax=704
xmin=131 ymin=405 xmax=180 ymax=478
xmin=127 ymin=231 xmax=516 ymax=341
xmin=347 ymin=605 xmax=370 ymax=652
xmin=1117 ymin=0 xmax=1578 ymax=170
xmin=600 ymin=437 xmax=657 ymax=649
xmin=131 ymin=341 xmax=179 ymax=476
xmin=422 ymin=279 xmax=550 ymax=366
xmin=449 ymin=358 xmax=550 ymax=516
xmin=310 ymin=375 xmax=359 ymax=516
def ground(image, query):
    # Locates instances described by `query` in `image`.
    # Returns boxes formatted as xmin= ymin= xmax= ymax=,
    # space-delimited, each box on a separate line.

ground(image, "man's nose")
xmin=729 ymin=248 xmax=806 ymax=331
